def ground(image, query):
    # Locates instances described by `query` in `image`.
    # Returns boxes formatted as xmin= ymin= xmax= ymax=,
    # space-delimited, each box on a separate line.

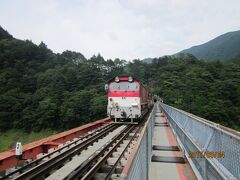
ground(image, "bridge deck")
xmin=149 ymin=108 xmax=196 ymax=180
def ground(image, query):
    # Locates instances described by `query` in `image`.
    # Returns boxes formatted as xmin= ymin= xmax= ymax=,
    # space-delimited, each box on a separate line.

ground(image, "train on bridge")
xmin=106 ymin=76 xmax=153 ymax=123
xmin=0 ymin=82 xmax=238 ymax=179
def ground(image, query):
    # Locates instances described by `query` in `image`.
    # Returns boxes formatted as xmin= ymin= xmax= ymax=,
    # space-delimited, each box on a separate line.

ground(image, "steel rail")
xmin=81 ymin=125 xmax=137 ymax=180
xmin=104 ymin=124 xmax=142 ymax=180
xmin=65 ymin=125 xmax=135 ymax=180
xmin=13 ymin=124 xmax=118 ymax=180
xmin=2 ymin=123 xmax=114 ymax=180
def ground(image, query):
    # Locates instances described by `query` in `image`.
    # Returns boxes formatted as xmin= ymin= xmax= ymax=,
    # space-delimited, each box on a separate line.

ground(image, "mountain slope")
xmin=142 ymin=58 xmax=154 ymax=64
xmin=0 ymin=26 xmax=13 ymax=40
xmin=179 ymin=30 xmax=240 ymax=61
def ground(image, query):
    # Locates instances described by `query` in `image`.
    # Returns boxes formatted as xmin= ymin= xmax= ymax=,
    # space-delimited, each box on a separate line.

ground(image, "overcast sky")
xmin=0 ymin=0 xmax=240 ymax=60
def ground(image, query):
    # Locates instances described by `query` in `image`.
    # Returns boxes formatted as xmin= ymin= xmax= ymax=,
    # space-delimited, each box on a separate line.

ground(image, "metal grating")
xmin=160 ymin=103 xmax=240 ymax=180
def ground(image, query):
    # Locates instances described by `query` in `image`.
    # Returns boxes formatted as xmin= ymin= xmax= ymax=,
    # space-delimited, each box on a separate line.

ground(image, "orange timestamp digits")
xmin=188 ymin=151 xmax=225 ymax=158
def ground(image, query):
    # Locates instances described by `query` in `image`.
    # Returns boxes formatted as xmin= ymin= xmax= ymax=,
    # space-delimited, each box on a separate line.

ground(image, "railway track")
xmin=3 ymin=117 xmax=147 ymax=180
xmin=2 ymin=123 xmax=117 ymax=180
xmin=66 ymin=124 xmax=142 ymax=180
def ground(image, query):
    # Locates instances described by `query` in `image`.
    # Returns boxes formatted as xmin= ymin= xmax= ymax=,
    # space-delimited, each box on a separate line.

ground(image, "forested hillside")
xmin=178 ymin=30 xmax=240 ymax=61
xmin=0 ymin=26 xmax=126 ymax=132
xmin=0 ymin=26 xmax=240 ymax=133
xmin=149 ymin=57 xmax=240 ymax=130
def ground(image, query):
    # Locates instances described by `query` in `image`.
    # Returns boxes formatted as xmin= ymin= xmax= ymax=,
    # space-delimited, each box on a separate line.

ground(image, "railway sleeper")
xmin=99 ymin=164 xmax=123 ymax=174
xmin=112 ymin=151 xmax=129 ymax=158
xmin=79 ymin=137 xmax=131 ymax=178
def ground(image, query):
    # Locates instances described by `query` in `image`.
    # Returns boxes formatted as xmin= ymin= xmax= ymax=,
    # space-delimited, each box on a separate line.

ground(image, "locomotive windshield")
xmin=109 ymin=82 xmax=139 ymax=91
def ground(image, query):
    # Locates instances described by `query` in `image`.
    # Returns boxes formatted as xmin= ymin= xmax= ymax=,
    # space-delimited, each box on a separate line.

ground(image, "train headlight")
xmin=115 ymin=76 xmax=120 ymax=82
xmin=128 ymin=76 xmax=133 ymax=82
xmin=131 ymin=103 xmax=138 ymax=107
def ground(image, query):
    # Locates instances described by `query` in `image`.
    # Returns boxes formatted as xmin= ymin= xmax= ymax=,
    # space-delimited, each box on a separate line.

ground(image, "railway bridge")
xmin=0 ymin=102 xmax=239 ymax=179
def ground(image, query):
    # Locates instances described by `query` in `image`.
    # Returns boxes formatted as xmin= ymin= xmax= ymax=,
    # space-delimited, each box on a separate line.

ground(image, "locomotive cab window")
xmin=109 ymin=82 xmax=139 ymax=91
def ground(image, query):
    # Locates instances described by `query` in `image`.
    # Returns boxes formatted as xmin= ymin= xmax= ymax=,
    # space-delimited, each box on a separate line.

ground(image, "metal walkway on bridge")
xmin=149 ymin=107 xmax=196 ymax=179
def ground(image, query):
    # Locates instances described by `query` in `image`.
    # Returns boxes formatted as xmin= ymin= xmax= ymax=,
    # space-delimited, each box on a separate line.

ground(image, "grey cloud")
xmin=0 ymin=0 xmax=239 ymax=60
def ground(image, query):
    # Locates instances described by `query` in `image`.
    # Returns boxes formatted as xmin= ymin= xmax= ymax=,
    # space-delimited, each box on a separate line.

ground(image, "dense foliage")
xmin=227 ymin=55 xmax=240 ymax=64
xmin=0 ymin=26 xmax=240 ymax=132
xmin=179 ymin=30 xmax=240 ymax=61
xmin=149 ymin=57 xmax=240 ymax=130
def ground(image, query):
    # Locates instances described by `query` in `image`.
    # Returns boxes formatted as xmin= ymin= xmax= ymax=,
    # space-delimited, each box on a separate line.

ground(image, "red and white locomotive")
xmin=106 ymin=76 xmax=152 ymax=123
